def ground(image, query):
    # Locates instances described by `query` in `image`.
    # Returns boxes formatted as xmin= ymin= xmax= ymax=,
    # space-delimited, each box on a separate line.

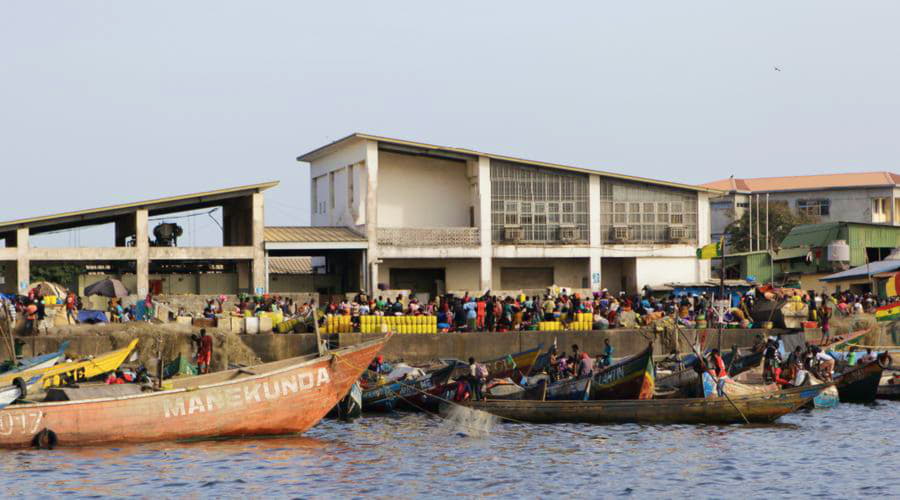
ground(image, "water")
xmin=2 ymin=401 xmax=898 ymax=498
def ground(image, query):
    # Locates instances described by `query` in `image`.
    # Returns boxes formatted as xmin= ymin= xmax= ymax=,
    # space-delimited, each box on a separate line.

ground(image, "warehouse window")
xmin=491 ymin=161 xmax=589 ymax=243
xmin=598 ymin=180 xmax=698 ymax=244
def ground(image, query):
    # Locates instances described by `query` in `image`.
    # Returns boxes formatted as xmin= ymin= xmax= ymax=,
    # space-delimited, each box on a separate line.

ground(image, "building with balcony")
xmin=287 ymin=134 xmax=716 ymax=298
xmin=703 ymin=172 xmax=900 ymax=244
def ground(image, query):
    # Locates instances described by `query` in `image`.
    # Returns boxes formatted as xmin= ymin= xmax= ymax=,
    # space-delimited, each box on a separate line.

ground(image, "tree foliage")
xmin=30 ymin=264 xmax=83 ymax=291
xmin=724 ymin=201 xmax=819 ymax=253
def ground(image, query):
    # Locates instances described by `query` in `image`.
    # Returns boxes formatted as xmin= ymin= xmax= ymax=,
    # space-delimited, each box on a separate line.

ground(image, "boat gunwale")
xmin=0 ymin=335 xmax=388 ymax=411
xmin=467 ymin=383 xmax=829 ymax=409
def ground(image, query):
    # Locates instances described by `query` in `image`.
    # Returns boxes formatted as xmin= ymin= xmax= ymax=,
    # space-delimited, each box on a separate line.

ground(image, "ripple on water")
xmin=1 ymin=401 xmax=898 ymax=497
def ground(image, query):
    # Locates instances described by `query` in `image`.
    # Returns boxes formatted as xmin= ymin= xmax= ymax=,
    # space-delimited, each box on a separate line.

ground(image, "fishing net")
xmin=441 ymin=404 xmax=498 ymax=438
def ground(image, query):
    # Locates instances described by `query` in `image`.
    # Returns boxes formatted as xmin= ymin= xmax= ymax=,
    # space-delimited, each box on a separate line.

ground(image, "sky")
xmin=3 ymin=1 xmax=900 ymax=246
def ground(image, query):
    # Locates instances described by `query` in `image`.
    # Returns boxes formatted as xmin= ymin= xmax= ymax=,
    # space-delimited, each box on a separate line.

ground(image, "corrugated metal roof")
xmin=0 ymin=181 xmax=279 ymax=233
xmin=296 ymin=133 xmax=721 ymax=194
xmin=820 ymin=259 xmax=900 ymax=282
xmin=779 ymin=223 xmax=844 ymax=249
xmin=264 ymin=226 xmax=366 ymax=243
xmin=268 ymin=257 xmax=313 ymax=274
xmin=772 ymin=246 xmax=812 ymax=261
xmin=703 ymin=171 xmax=900 ymax=193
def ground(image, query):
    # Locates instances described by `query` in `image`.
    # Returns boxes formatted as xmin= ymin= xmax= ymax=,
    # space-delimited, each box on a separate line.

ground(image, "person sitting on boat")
xmin=601 ymin=339 xmax=614 ymax=367
xmin=770 ymin=361 xmax=793 ymax=388
xmin=846 ymin=346 xmax=860 ymax=366
xmin=556 ymin=354 xmax=570 ymax=379
xmin=813 ymin=348 xmax=835 ymax=381
xmin=860 ymin=348 xmax=877 ymax=365
xmin=578 ymin=352 xmax=594 ymax=378
xmin=708 ymin=349 xmax=727 ymax=379
xmin=469 ymin=357 xmax=488 ymax=401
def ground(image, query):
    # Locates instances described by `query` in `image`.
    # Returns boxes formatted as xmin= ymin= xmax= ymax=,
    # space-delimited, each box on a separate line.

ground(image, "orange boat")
xmin=0 ymin=335 xmax=388 ymax=449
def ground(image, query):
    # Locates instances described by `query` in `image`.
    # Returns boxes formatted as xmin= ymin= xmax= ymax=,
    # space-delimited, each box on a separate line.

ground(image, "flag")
xmin=885 ymin=272 xmax=900 ymax=298
xmin=875 ymin=301 xmax=900 ymax=322
xmin=696 ymin=239 xmax=722 ymax=260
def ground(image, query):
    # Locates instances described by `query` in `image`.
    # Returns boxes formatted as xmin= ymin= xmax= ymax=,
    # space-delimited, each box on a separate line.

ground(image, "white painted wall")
xmin=635 ymin=257 xmax=698 ymax=288
xmin=376 ymin=151 xmax=471 ymax=228
xmin=308 ymin=138 xmax=367 ymax=227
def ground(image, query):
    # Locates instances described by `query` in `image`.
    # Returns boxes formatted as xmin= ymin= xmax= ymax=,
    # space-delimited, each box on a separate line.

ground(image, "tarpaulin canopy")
xmin=84 ymin=279 xmax=130 ymax=298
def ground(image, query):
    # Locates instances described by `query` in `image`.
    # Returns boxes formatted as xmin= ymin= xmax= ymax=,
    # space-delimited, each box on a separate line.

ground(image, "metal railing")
xmin=377 ymin=227 xmax=480 ymax=247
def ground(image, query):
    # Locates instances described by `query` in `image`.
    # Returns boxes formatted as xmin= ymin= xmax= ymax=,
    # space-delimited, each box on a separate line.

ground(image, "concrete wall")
xmin=635 ymin=257 xmax=700 ymax=289
xmin=377 ymin=258 xmax=481 ymax=292
xmin=376 ymin=151 xmax=471 ymax=228
xmin=309 ymin=138 xmax=368 ymax=227
xmin=600 ymin=257 xmax=636 ymax=293
xmin=268 ymin=273 xmax=342 ymax=293
xmin=492 ymin=258 xmax=587 ymax=289
xmin=339 ymin=328 xmax=783 ymax=364
xmin=78 ymin=273 xmax=241 ymax=296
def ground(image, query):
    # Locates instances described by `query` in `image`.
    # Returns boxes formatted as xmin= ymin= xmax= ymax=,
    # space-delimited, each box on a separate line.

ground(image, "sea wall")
xmin=13 ymin=328 xmax=835 ymax=366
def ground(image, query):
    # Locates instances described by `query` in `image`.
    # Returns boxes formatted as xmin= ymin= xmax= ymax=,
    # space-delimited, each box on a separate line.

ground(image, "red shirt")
xmin=199 ymin=335 xmax=213 ymax=355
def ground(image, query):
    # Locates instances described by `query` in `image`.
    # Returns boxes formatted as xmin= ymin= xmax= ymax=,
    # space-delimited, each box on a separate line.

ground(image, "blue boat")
xmin=2 ymin=341 xmax=69 ymax=375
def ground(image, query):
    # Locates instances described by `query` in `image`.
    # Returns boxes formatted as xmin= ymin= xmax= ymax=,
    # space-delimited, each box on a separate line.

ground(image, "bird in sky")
xmin=774 ymin=66 xmax=782 ymax=71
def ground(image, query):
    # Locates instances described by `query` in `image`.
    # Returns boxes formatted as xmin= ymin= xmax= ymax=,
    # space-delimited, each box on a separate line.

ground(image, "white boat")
xmin=0 ymin=375 xmax=42 ymax=409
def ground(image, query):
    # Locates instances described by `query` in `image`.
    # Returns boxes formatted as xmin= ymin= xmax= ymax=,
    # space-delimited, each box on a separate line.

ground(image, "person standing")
xmin=65 ymin=292 xmax=78 ymax=324
xmin=197 ymin=329 xmax=213 ymax=374
xmin=25 ymin=300 xmax=38 ymax=335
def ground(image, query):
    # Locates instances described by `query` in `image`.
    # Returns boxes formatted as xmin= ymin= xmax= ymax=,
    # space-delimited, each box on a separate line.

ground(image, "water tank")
xmin=827 ymin=240 xmax=850 ymax=262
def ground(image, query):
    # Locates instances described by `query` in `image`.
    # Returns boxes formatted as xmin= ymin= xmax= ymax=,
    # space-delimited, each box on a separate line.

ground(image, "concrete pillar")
xmin=135 ymin=209 xmax=149 ymax=296
xmin=251 ymin=192 xmax=266 ymax=293
xmin=365 ymin=140 xmax=380 ymax=292
xmin=696 ymin=192 xmax=711 ymax=282
xmin=588 ymin=176 xmax=602 ymax=291
xmin=16 ymin=227 xmax=29 ymax=293
xmin=476 ymin=156 xmax=493 ymax=291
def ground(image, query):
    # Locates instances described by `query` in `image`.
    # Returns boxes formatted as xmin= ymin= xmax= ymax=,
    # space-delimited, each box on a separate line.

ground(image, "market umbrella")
xmin=84 ymin=278 xmax=130 ymax=298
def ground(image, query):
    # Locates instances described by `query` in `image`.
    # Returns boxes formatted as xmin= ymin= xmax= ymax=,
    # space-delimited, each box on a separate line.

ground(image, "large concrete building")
xmin=0 ymin=182 xmax=275 ymax=296
xmin=703 ymin=172 xmax=900 ymax=243
xmin=289 ymin=133 xmax=717 ymax=297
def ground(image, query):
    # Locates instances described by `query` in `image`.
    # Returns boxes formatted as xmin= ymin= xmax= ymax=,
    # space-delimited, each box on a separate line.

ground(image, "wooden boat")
xmin=546 ymin=376 xmax=591 ymax=401
xmin=0 ymin=342 xmax=69 ymax=385
xmin=877 ymin=371 xmax=900 ymax=401
xmin=485 ymin=379 xmax=547 ymax=401
xmin=455 ymin=384 xmax=827 ymax=424
xmin=834 ymin=359 xmax=884 ymax=404
xmin=0 ymin=335 xmax=389 ymax=448
xmin=589 ymin=343 xmax=654 ymax=400
xmin=812 ymin=328 xmax=872 ymax=351
xmin=361 ymin=362 xmax=458 ymax=412
xmin=656 ymin=346 xmax=763 ymax=396
xmin=482 ymin=345 xmax=543 ymax=381
xmin=0 ymin=375 xmax=42 ymax=409
xmin=327 ymin=382 xmax=363 ymax=420
xmin=34 ymin=339 xmax=140 ymax=389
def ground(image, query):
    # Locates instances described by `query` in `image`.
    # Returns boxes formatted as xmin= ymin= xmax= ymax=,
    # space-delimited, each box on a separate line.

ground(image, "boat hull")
xmin=589 ymin=343 xmax=654 ymax=400
xmin=835 ymin=360 xmax=884 ymax=404
xmin=458 ymin=385 xmax=825 ymax=425
xmin=877 ymin=378 xmax=900 ymax=401
xmin=0 ymin=336 xmax=388 ymax=448
xmin=546 ymin=376 xmax=591 ymax=401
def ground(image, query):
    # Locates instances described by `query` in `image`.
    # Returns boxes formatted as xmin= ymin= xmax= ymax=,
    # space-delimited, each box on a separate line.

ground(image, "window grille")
xmin=599 ymin=179 xmax=698 ymax=244
xmin=491 ymin=161 xmax=589 ymax=243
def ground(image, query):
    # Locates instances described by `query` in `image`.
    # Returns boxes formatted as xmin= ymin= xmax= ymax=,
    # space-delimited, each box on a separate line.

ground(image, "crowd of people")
xmin=311 ymin=286 xmax=888 ymax=334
